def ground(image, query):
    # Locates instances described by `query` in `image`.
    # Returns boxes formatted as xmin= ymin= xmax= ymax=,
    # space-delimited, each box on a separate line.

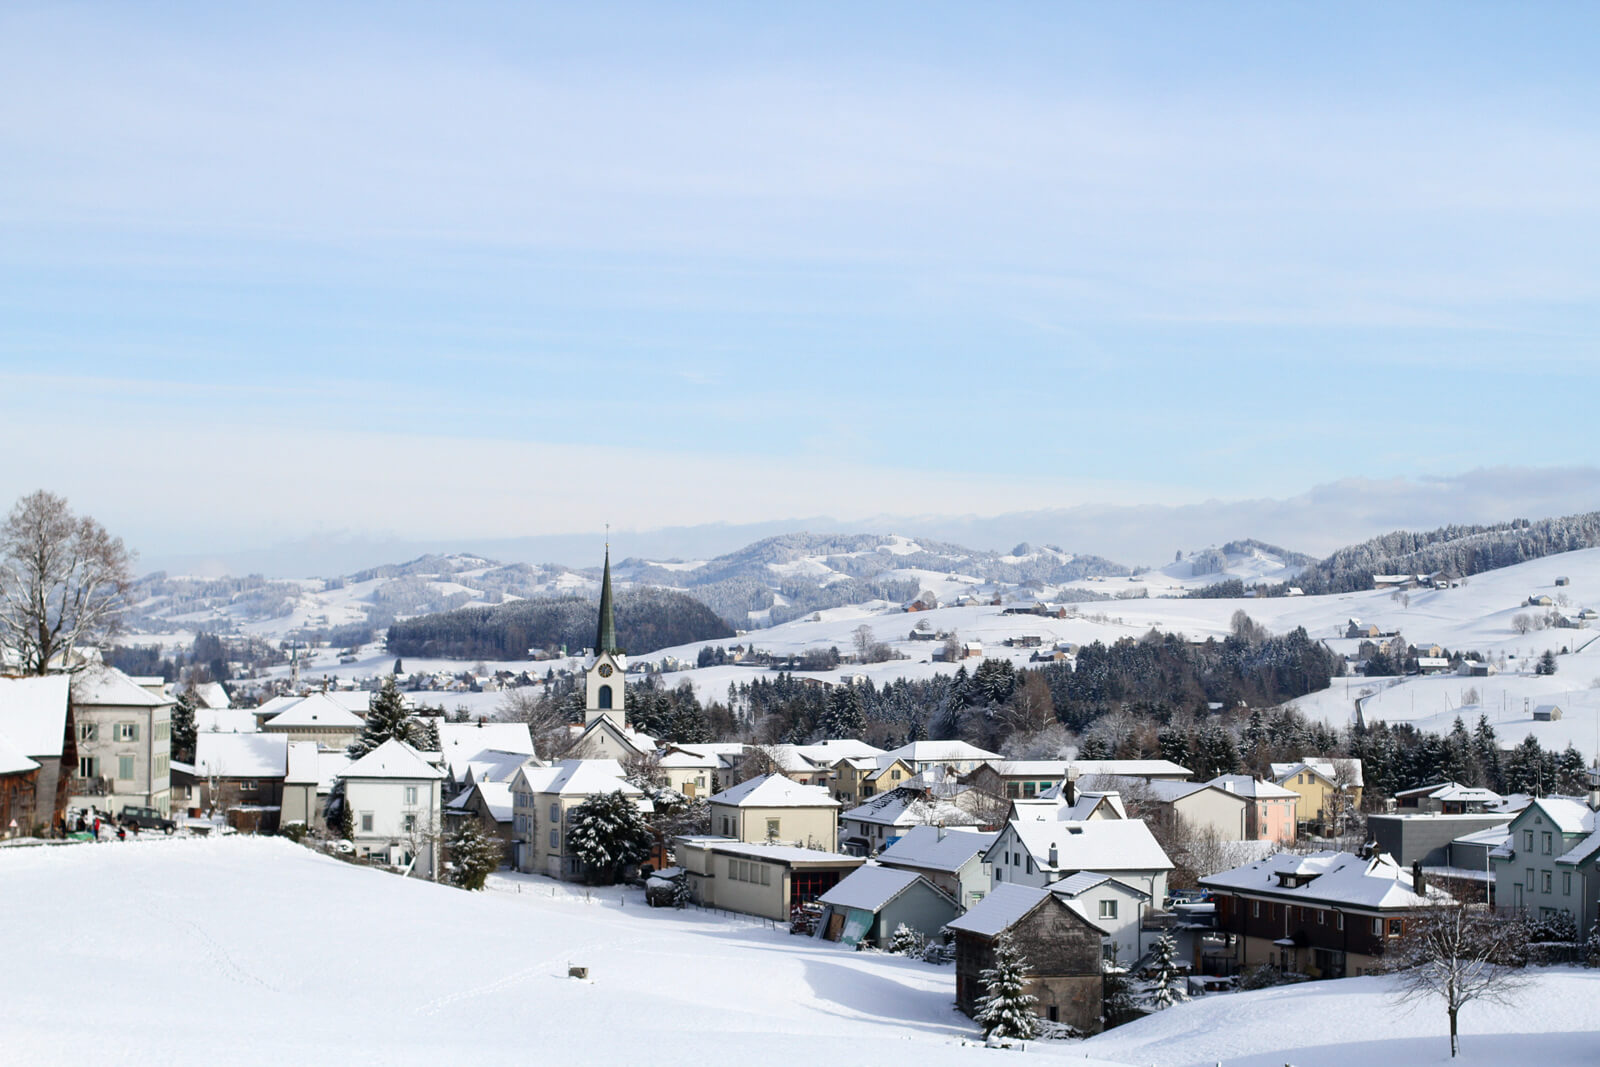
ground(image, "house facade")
xmin=1270 ymin=759 xmax=1364 ymax=831
xmin=675 ymin=837 xmax=864 ymax=921
xmin=510 ymin=758 xmax=645 ymax=880
xmin=340 ymin=738 xmax=445 ymax=878
xmin=874 ymin=825 xmax=997 ymax=910
xmin=0 ymin=673 xmax=71 ymax=832
xmin=1050 ymin=871 xmax=1152 ymax=964
xmin=986 ymin=814 xmax=1172 ymax=904
xmin=69 ymin=667 xmax=173 ymax=815
xmin=706 ymin=773 xmax=840 ymax=851
xmin=816 ymin=866 xmax=961 ymax=947
xmin=1209 ymin=774 xmax=1297 ymax=844
xmin=1490 ymin=796 xmax=1599 ymax=928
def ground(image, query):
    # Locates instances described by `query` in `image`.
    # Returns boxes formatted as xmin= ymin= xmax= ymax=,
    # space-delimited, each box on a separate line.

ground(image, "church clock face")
xmin=597 ymin=664 xmax=614 ymax=678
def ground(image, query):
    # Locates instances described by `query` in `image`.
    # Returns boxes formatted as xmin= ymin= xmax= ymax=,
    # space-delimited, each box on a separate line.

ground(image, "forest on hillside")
xmin=385 ymin=587 xmax=733 ymax=659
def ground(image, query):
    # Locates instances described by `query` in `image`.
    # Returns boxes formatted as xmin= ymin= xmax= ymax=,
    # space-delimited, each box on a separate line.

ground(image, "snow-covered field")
xmin=3 ymin=836 xmax=1594 ymax=1067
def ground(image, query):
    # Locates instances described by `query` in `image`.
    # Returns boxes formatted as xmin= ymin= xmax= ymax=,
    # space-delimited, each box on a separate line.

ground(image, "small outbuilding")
xmin=1533 ymin=704 xmax=1564 ymax=722
xmin=816 ymin=865 xmax=961 ymax=948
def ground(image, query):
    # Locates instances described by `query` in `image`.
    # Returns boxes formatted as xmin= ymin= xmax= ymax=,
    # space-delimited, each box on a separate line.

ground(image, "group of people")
xmin=61 ymin=808 xmax=136 ymax=842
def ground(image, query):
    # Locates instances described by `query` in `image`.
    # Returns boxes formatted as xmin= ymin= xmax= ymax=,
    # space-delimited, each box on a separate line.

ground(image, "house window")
xmin=1099 ymin=899 xmax=1117 ymax=920
xmin=239 ymin=780 xmax=255 ymax=791
xmin=1527 ymin=868 xmax=1536 ymax=891
xmin=1563 ymin=872 xmax=1572 ymax=895
xmin=154 ymin=754 xmax=169 ymax=778
xmin=1372 ymin=918 xmax=1382 ymax=936
xmin=550 ymin=803 xmax=560 ymax=822
xmin=1022 ymin=782 xmax=1036 ymax=798
xmin=1317 ymin=909 xmax=1325 ymax=925
xmin=1026 ymin=856 xmax=1035 ymax=876
xmin=1253 ymin=901 xmax=1261 ymax=918
xmin=1542 ymin=832 xmax=1554 ymax=855
xmin=77 ymin=722 xmax=98 ymax=742
xmin=117 ymin=755 xmax=135 ymax=780
xmin=1525 ymin=831 xmax=1534 ymax=851
xmin=1388 ymin=919 xmax=1403 ymax=937
xmin=1542 ymin=871 xmax=1552 ymax=893
xmin=1336 ymin=913 xmax=1344 ymax=930
xmin=154 ymin=721 xmax=171 ymax=742
xmin=78 ymin=755 xmax=98 ymax=778
xmin=404 ymin=786 xmax=418 ymax=805
xmin=403 ymin=814 xmax=417 ymax=833
xmin=549 ymin=829 xmax=559 ymax=848
xmin=360 ymin=813 xmax=374 ymax=832
xmin=115 ymin=723 xmax=139 ymax=742
xmin=766 ymin=818 xmax=781 ymax=839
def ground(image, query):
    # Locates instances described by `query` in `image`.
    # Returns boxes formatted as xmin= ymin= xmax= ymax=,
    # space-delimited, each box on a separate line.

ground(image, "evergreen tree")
xmin=1144 ymin=933 xmax=1188 ymax=1010
xmin=821 ymin=684 xmax=866 ymax=739
xmin=347 ymin=676 xmax=422 ymax=758
xmin=443 ymin=821 xmax=503 ymax=890
xmin=889 ymin=923 xmax=921 ymax=955
xmin=975 ymin=933 xmax=1039 ymax=1041
xmin=170 ymin=689 xmax=198 ymax=764
xmin=565 ymin=790 xmax=654 ymax=885
xmin=1537 ymin=649 xmax=1558 ymax=675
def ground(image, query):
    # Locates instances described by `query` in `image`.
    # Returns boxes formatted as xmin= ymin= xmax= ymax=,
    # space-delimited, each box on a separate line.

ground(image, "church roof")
xmin=595 ymin=548 xmax=619 ymax=654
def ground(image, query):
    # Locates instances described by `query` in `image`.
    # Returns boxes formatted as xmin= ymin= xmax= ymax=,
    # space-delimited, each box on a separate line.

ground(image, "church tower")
xmin=584 ymin=548 xmax=628 ymax=728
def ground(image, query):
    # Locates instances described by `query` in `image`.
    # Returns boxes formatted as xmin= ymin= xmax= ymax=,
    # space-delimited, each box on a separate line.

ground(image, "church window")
xmin=598 ymin=685 xmax=613 ymax=710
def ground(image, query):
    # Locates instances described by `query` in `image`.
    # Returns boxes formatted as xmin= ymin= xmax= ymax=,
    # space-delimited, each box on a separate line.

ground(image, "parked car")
xmin=118 ymin=806 xmax=177 ymax=833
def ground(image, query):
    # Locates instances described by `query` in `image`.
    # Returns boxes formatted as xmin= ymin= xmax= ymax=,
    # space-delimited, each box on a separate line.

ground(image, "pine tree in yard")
xmin=170 ymin=689 xmax=198 ymax=764
xmin=1538 ymin=649 xmax=1558 ymax=675
xmin=443 ymin=821 xmax=502 ymax=891
xmin=890 ymin=923 xmax=921 ymax=956
xmin=565 ymin=790 xmax=654 ymax=885
xmin=975 ymin=933 xmax=1039 ymax=1042
xmin=1144 ymin=933 xmax=1188 ymax=1010
xmin=347 ymin=676 xmax=421 ymax=758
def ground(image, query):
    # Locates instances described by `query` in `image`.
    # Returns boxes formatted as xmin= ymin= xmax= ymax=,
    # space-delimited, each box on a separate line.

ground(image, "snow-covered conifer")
xmin=975 ymin=933 xmax=1039 ymax=1042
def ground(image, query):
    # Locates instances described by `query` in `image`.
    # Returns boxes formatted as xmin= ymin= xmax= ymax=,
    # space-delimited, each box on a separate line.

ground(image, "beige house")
xmin=1271 ymin=759 xmax=1365 ymax=831
xmin=510 ymin=758 xmax=646 ymax=880
xmin=658 ymin=749 xmax=719 ymax=798
xmin=1101 ymin=776 xmax=1250 ymax=841
xmin=707 ymin=773 xmax=841 ymax=851
xmin=281 ymin=740 xmax=321 ymax=828
xmin=259 ymin=693 xmax=364 ymax=750
xmin=68 ymin=667 xmax=173 ymax=815
xmin=675 ymin=836 xmax=865 ymax=921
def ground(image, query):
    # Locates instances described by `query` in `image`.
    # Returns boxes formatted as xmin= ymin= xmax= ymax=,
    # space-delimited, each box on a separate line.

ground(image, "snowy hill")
xmin=5 ymin=836 xmax=1595 ymax=1066
xmin=0 ymin=836 xmax=1129 ymax=1066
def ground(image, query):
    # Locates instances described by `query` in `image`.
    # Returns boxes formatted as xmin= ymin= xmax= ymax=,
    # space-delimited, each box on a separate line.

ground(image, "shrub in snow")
xmin=889 ymin=923 xmax=922 ymax=956
xmin=1526 ymin=909 xmax=1579 ymax=945
xmin=444 ymin=822 xmax=503 ymax=891
xmin=1142 ymin=934 xmax=1188 ymax=1010
xmin=975 ymin=933 xmax=1039 ymax=1043
xmin=1585 ymin=923 xmax=1600 ymax=968
xmin=1237 ymin=963 xmax=1288 ymax=990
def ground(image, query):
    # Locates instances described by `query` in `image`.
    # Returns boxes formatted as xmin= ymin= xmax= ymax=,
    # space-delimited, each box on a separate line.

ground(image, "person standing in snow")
xmin=93 ymin=815 xmax=101 ymax=841
xmin=116 ymin=824 xmax=126 ymax=842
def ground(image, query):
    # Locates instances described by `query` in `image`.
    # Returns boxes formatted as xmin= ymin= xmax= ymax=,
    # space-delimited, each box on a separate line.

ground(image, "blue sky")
xmin=2 ymin=2 xmax=1598 ymax=566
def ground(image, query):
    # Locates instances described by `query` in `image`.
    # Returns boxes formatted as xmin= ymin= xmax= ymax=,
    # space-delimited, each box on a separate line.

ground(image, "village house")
xmin=816 ymin=865 xmax=962 ymax=947
xmin=961 ymin=760 xmax=1071 ymax=800
xmin=1100 ymin=776 xmax=1250 ymax=841
xmin=881 ymin=740 xmax=1001 ymax=777
xmin=436 ymin=721 xmax=537 ymax=782
xmin=280 ymin=740 xmax=322 ymax=828
xmin=658 ymin=748 xmax=719 ymax=798
xmin=1490 ymin=790 xmax=1600 ymax=930
xmin=947 ymin=883 xmax=1107 ymax=1033
xmin=68 ymin=666 xmax=173 ymax=816
xmin=0 ymin=732 xmax=40 ymax=838
xmin=830 ymin=754 xmax=914 ymax=806
xmin=707 ymin=773 xmax=841 ymax=851
xmin=1208 ymin=774 xmax=1298 ymax=844
xmin=1202 ymin=850 xmax=1446 ymax=979
xmin=1270 ymin=758 xmax=1364 ymax=832
xmin=444 ymin=780 xmax=515 ymax=850
xmin=0 ymin=673 xmax=71 ymax=832
xmin=675 ymin=837 xmax=865 ymax=921
xmin=338 ymin=737 xmax=445 ymax=878
xmin=874 ymin=825 xmax=997 ymax=909
xmin=840 ymin=787 xmax=984 ymax=854
xmin=1049 ymin=871 xmax=1153 ymax=964
xmin=259 ymin=693 xmax=365 ymax=750
xmin=1392 ymin=781 xmax=1504 ymax=815
xmin=986 ymin=803 xmax=1173 ymax=904
xmin=1065 ymin=758 xmax=1193 ymax=784
xmin=195 ymin=732 xmax=289 ymax=831
xmin=510 ymin=758 xmax=645 ymax=880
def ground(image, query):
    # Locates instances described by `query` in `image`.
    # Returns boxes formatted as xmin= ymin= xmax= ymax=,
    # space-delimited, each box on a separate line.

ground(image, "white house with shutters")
xmin=339 ymin=738 xmax=445 ymax=878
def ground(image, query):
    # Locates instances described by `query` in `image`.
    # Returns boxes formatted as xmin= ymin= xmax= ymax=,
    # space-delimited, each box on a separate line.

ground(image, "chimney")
xmin=1412 ymin=860 xmax=1425 ymax=897
xmin=1065 ymin=766 xmax=1079 ymax=806
xmin=1048 ymin=843 xmax=1059 ymax=868
xmin=937 ymin=825 xmax=946 ymax=841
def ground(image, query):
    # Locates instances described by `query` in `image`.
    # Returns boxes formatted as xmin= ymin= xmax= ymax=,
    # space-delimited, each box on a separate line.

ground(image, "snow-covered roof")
xmin=263 ymin=694 xmax=365 ymax=729
xmin=675 ymin=836 xmax=863 ymax=866
xmin=1068 ymin=759 xmax=1192 ymax=779
xmin=1270 ymin=758 xmax=1365 ymax=788
xmin=996 ymin=816 xmax=1173 ymax=875
xmin=944 ymin=882 xmax=1103 ymax=938
xmin=1200 ymin=850 xmax=1444 ymax=910
xmin=1452 ymin=825 xmax=1512 ymax=848
xmin=196 ymin=708 xmax=259 ymax=734
xmin=1051 ymin=871 xmax=1150 ymax=901
xmin=796 ymin=739 xmax=885 ymax=764
xmin=1098 ymin=776 xmax=1229 ymax=804
xmin=1016 ymin=789 xmax=1127 ymax=822
xmin=987 ymin=760 xmax=1070 ymax=777
xmin=449 ymin=782 xmax=514 ymax=822
xmin=516 ymin=758 xmax=639 ymax=797
xmin=71 ymin=666 xmax=174 ymax=708
xmin=1208 ymin=774 xmax=1298 ymax=800
xmin=0 ymin=730 xmax=40 ymax=775
xmin=842 ymin=789 xmax=981 ymax=829
xmin=438 ymin=721 xmax=534 ymax=769
xmin=0 ymin=673 xmax=70 ymax=757
xmin=1526 ymin=797 xmax=1596 ymax=836
xmin=876 ymin=825 xmax=997 ymax=873
xmin=710 ymin=773 xmax=838 ymax=809
xmin=315 ymin=751 xmax=352 ymax=792
xmin=819 ymin=865 xmax=931 ymax=913
xmin=658 ymin=750 xmax=718 ymax=769
xmin=193 ymin=682 xmax=231 ymax=710
xmin=462 ymin=749 xmax=538 ymax=785
xmin=884 ymin=740 xmax=1001 ymax=764
xmin=284 ymin=741 xmax=321 ymax=785
xmin=196 ymin=733 xmax=289 ymax=779
xmin=342 ymin=738 xmax=445 ymax=781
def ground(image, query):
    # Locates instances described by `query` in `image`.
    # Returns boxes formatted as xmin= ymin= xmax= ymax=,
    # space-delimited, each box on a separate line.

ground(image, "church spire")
xmin=594 ymin=546 xmax=618 ymax=654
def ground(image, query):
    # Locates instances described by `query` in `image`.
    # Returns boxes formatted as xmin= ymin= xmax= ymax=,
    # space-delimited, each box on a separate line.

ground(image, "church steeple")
xmin=594 ymin=547 xmax=618 ymax=655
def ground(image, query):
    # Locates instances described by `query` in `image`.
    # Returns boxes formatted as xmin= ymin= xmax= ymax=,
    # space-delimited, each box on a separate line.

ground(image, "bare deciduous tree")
xmin=0 ymin=490 xmax=133 ymax=674
xmin=1384 ymin=902 xmax=1529 ymax=1059
xmin=494 ymin=688 xmax=576 ymax=761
